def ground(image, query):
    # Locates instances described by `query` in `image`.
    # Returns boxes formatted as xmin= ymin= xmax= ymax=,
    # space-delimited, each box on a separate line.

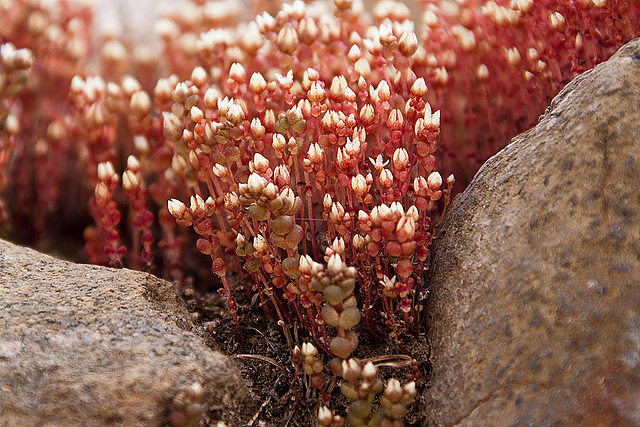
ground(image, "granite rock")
xmin=424 ymin=39 xmax=640 ymax=425
xmin=0 ymin=239 xmax=249 ymax=426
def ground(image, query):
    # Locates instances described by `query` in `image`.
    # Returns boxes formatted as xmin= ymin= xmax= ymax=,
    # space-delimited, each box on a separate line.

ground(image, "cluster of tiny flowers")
xmin=410 ymin=0 xmax=640 ymax=183
xmin=0 ymin=42 xmax=33 ymax=224
xmin=158 ymin=0 xmax=452 ymax=343
xmin=168 ymin=382 xmax=205 ymax=427
xmin=0 ymin=0 xmax=94 ymax=242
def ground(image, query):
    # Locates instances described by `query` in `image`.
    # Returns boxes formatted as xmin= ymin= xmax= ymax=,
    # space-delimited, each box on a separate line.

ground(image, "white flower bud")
xmin=427 ymin=171 xmax=443 ymax=191
xmin=168 ymin=199 xmax=186 ymax=218
xmin=228 ymin=62 xmax=246 ymax=83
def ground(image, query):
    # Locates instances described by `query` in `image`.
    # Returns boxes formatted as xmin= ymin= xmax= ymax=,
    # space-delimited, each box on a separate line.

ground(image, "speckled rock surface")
xmin=0 ymin=239 xmax=249 ymax=426
xmin=423 ymin=39 xmax=640 ymax=426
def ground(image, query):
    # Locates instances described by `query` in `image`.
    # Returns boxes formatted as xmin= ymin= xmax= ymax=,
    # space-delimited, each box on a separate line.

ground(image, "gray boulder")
xmin=424 ymin=39 xmax=640 ymax=425
xmin=0 ymin=239 xmax=250 ymax=426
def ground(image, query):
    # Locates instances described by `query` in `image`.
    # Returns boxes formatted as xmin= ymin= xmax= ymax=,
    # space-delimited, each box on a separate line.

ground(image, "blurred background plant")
xmin=1 ymin=0 xmax=638 ymax=424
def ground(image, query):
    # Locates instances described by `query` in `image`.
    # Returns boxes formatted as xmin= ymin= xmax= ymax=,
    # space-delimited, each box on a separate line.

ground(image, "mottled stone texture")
xmin=423 ymin=39 xmax=640 ymax=426
xmin=0 ymin=239 xmax=249 ymax=426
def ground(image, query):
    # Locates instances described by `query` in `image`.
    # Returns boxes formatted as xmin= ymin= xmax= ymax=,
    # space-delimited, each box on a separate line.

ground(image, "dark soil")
xmin=180 ymin=286 xmax=431 ymax=426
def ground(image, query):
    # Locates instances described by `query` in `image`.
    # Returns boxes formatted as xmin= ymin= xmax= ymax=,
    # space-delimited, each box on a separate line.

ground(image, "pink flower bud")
xmin=359 ymin=104 xmax=375 ymax=125
xmin=212 ymin=163 xmax=228 ymax=178
xmin=129 ymin=91 xmax=151 ymax=118
xmin=122 ymin=170 xmax=139 ymax=192
xmin=163 ymin=113 xmax=183 ymax=143
xmin=363 ymin=35 xmax=382 ymax=56
xmin=352 ymin=234 xmax=365 ymax=249
xmin=273 ymin=133 xmax=286 ymax=152
xmin=226 ymin=103 xmax=245 ymax=125
xmin=384 ymin=378 xmax=403 ymax=403
xmin=376 ymin=80 xmax=390 ymax=102
xmin=399 ymin=31 xmax=418 ymax=56
xmin=155 ymin=18 xmax=180 ymax=40
xmin=512 ymin=0 xmax=533 ymax=12
xmin=298 ymin=17 xmax=319 ymax=44
xmin=85 ymin=103 xmax=104 ymax=128
xmin=390 ymin=202 xmax=405 ymax=217
xmin=414 ymin=176 xmax=428 ymax=197
xmin=217 ymin=97 xmax=233 ymax=116
xmin=323 ymin=193 xmax=332 ymax=210
xmin=97 ymin=161 xmax=116 ymax=182
xmin=190 ymin=66 xmax=207 ymax=87
xmin=410 ymin=77 xmax=428 ymax=97
xmin=308 ymin=81 xmax=325 ymax=103
xmin=476 ymin=64 xmax=489 ymax=81
xmin=550 ymin=12 xmax=565 ymax=30
xmin=447 ymin=174 xmax=456 ymax=187
xmin=299 ymin=254 xmax=314 ymax=274
xmin=273 ymin=165 xmax=291 ymax=187
xmin=329 ymin=202 xmax=345 ymax=222
xmin=168 ymin=199 xmax=187 ymax=218
xmin=379 ymin=168 xmax=394 ymax=188
xmin=347 ymin=44 xmax=361 ymax=62
xmin=354 ymin=58 xmax=371 ymax=78
xmin=3 ymin=114 xmax=19 ymax=135
xmin=434 ymin=67 xmax=449 ymax=86
xmin=133 ymin=136 xmax=149 ymax=154
xmin=414 ymin=118 xmax=428 ymax=140
xmin=378 ymin=203 xmax=392 ymax=221
xmin=407 ymin=205 xmax=419 ymax=222
xmin=301 ymin=342 xmax=318 ymax=358
xmin=344 ymin=87 xmax=356 ymax=103
xmin=427 ymin=171 xmax=442 ymax=191
xmin=286 ymin=105 xmax=303 ymax=124
xmin=248 ymin=173 xmax=267 ymax=197
xmin=122 ymin=76 xmax=142 ymax=97
xmin=249 ymin=72 xmax=267 ymax=94
xmin=393 ymin=148 xmax=409 ymax=171
xmin=304 ymin=142 xmax=322 ymax=164
xmin=328 ymin=75 xmax=346 ymax=101
xmin=171 ymin=155 xmax=187 ymax=176
xmin=334 ymin=0 xmax=353 ymax=10
xmin=251 ymin=153 xmax=269 ymax=173
xmin=344 ymin=137 xmax=360 ymax=157
xmin=303 ymin=67 xmax=318 ymax=82
xmin=396 ymin=216 xmax=415 ymax=243
xmin=327 ymin=253 xmax=343 ymax=276
xmin=204 ymin=87 xmax=219 ymax=109
xmin=336 ymin=148 xmax=348 ymax=169
xmin=351 ymin=174 xmax=368 ymax=198
xmin=250 ymin=117 xmax=265 ymax=138
xmin=387 ymin=109 xmax=404 ymax=131
xmin=190 ymin=106 xmax=204 ymax=123
xmin=277 ymin=26 xmax=299 ymax=55
xmin=228 ymin=62 xmax=246 ymax=83
xmin=298 ymin=98 xmax=311 ymax=119
xmin=379 ymin=24 xmax=396 ymax=46
xmin=424 ymin=104 xmax=441 ymax=130
xmin=253 ymin=234 xmax=268 ymax=253
xmin=275 ymin=70 xmax=294 ymax=90
xmin=255 ymin=11 xmax=276 ymax=32
xmin=223 ymin=192 xmax=241 ymax=211
xmin=505 ymin=47 xmax=521 ymax=66
xmin=70 ymin=75 xmax=85 ymax=94
xmin=189 ymin=194 xmax=207 ymax=216
xmin=95 ymin=182 xmax=109 ymax=202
